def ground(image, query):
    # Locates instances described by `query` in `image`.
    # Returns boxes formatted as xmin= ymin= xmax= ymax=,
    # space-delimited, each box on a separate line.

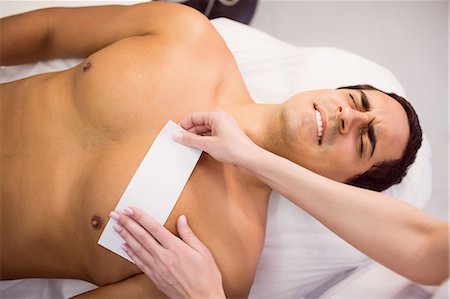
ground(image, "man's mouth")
xmin=314 ymin=106 xmax=324 ymax=145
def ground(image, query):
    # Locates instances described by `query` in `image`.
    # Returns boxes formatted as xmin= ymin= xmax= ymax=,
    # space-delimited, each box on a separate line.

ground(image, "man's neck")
xmin=223 ymin=102 xmax=283 ymax=151
xmin=221 ymin=102 xmax=284 ymax=192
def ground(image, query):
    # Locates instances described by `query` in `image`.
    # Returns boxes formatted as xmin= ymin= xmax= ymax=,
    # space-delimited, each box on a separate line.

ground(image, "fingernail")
xmin=172 ymin=131 xmax=183 ymax=141
xmin=113 ymin=223 xmax=122 ymax=233
xmin=179 ymin=215 xmax=187 ymax=226
xmin=109 ymin=211 xmax=120 ymax=221
xmin=124 ymin=207 xmax=134 ymax=216
xmin=121 ymin=243 xmax=128 ymax=252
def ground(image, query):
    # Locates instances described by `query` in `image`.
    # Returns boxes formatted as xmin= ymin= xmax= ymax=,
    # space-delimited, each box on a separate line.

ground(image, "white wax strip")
xmin=98 ymin=120 xmax=202 ymax=263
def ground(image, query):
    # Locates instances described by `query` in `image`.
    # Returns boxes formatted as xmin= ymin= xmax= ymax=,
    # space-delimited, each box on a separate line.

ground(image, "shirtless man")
xmin=0 ymin=2 xmax=421 ymax=298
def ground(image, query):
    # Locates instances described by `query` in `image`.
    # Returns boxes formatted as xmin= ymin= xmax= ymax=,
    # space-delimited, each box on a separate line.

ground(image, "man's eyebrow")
xmin=360 ymin=90 xmax=371 ymax=110
xmin=359 ymin=90 xmax=376 ymax=158
xmin=368 ymin=120 xmax=377 ymax=158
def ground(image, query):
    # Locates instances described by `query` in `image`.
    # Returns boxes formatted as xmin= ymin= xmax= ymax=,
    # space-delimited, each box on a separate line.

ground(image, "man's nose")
xmin=337 ymin=106 xmax=372 ymax=134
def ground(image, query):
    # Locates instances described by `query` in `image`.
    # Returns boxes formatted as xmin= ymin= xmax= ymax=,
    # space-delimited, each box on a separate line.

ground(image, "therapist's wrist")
xmin=236 ymin=142 xmax=267 ymax=174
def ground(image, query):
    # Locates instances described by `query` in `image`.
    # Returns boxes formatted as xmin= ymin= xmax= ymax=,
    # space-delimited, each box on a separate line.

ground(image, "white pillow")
xmin=211 ymin=18 xmax=432 ymax=298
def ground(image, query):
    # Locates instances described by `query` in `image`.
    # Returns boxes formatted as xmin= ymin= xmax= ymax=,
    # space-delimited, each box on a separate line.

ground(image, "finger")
xmin=116 ymin=223 xmax=157 ymax=266
xmin=172 ymin=130 xmax=213 ymax=152
xmin=115 ymin=222 xmax=158 ymax=270
xmin=176 ymin=215 xmax=210 ymax=255
xmin=188 ymin=125 xmax=211 ymax=135
xmin=123 ymin=244 xmax=157 ymax=282
xmin=115 ymin=211 xmax=166 ymax=258
xmin=125 ymin=207 xmax=184 ymax=250
xmin=179 ymin=112 xmax=213 ymax=131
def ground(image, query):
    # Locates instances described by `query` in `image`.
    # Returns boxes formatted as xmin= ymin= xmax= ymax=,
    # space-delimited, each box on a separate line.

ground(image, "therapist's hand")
xmin=173 ymin=111 xmax=257 ymax=166
xmin=110 ymin=207 xmax=226 ymax=299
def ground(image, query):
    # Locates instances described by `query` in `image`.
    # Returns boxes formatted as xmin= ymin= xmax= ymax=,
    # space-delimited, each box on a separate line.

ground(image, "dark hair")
xmin=337 ymin=84 xmax=422 ymax=192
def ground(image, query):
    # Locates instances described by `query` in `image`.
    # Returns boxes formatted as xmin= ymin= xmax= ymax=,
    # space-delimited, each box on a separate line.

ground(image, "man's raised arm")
xmin=0 ymin=2 xmax=207 ymax=66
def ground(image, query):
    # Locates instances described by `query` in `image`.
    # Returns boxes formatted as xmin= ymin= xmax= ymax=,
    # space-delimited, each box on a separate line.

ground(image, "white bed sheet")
xmin=0 ymin=4 xmax=432 ymax=298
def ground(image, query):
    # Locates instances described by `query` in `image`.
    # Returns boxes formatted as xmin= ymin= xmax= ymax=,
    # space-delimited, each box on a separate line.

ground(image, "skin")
xmin=0 ymin=2 xmax=410 ymax=298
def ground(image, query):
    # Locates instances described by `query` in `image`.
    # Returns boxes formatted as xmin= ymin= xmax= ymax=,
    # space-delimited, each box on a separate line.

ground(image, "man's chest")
xmin=76 ymin=144 xmax=267 ymax=285
xmin=69 ymin=47 xmax=233 ymax=129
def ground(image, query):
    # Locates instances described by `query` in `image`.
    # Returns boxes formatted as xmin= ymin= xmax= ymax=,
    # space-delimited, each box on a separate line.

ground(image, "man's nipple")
xmin=91 ymin=215 xmax=103 ymax=230
xmin=83 ymin=61 xmax=92 ymax=72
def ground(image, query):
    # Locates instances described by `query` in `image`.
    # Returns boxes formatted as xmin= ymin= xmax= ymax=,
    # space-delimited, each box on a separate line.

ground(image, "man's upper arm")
xmin=0 ymin=2 xmax=212 ymax=64
xmin=48 ymin=2 xmax=211 ymax=59
xmin=71 ymin=273 xmax=166 ymax=299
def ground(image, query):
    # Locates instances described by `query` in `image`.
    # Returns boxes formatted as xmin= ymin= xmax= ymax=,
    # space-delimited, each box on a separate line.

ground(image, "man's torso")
xmin=0 ymin=30 xmax=270 ymax=296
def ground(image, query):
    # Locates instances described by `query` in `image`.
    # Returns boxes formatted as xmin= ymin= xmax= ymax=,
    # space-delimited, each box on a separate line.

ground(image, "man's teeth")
xmin=315 ymin=110 xmax=323 ymax=142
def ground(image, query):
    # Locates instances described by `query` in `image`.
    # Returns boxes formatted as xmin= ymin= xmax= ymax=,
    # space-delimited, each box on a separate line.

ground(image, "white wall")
xmin=251 ymin=0 xmax=449 ymax=220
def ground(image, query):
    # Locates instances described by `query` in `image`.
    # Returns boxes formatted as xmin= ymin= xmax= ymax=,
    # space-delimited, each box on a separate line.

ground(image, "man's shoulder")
xmin=174 ymin=16 xmax=235 ymax=68
xmin=142 ymin=4 xmax=232 ymax=61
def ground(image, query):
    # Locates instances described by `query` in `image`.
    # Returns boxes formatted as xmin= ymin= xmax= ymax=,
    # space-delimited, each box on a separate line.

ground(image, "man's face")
xmin=278 ymin=88 xmax=410 ymax=182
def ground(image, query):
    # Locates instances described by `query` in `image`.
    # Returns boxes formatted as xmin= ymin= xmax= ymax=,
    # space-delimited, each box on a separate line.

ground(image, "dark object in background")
xmin=155 ymin=0 xmax=258 ymax=25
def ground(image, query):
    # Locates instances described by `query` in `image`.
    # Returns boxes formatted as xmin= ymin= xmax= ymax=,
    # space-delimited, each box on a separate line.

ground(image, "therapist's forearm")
xmin=241 ymin=146 xmax=449 ymax=285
